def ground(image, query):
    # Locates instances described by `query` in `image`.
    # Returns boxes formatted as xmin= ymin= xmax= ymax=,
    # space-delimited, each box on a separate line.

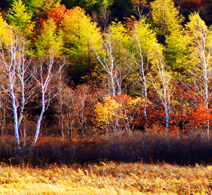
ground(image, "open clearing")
xmin=0 ymin=162 xmax=211 ymax=194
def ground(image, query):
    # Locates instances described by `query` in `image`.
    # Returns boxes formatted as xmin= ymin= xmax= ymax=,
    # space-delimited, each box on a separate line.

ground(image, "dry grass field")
xmin=0 ymin=162 xmax=212 ymax=195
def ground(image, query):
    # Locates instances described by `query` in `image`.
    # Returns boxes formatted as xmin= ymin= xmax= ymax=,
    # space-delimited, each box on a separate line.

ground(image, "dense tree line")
xmin=0 ymin=0 xmax=212 ymax=159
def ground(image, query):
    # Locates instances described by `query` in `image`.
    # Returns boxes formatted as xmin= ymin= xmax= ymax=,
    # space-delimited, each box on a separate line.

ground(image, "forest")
xmin=0 ymin=0 xmax=211 ymax=165
xmin=0 ymin=0 xmax=212 ymax=194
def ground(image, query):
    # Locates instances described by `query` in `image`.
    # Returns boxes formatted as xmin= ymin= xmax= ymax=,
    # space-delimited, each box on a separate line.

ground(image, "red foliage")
xmin=33 ymin=5 xmax=68 ymax=35
xmin=47 ymin=5 xmax=68 ymax=26
xmin=171 ymin=82 xmax=212 ymax=133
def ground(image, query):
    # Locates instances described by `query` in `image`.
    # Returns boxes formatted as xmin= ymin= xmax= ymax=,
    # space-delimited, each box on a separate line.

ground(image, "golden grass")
xmin=0 ymin=162 xmax=211 ymax=195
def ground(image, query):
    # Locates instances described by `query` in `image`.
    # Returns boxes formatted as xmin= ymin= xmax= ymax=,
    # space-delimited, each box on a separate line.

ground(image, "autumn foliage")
xmin=1 ymin=1 xmax=212 ymax=194
xmin=0 ymin=0 xmax=212 ymax=169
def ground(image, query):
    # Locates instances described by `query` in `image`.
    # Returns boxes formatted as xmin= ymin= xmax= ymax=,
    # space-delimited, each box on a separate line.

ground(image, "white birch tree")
xmin=28 ymin=18 xmax=65 ymax=157
xmin=93 ymin=22 xmax=130 ymax=97
xmin=150 ymin=44 xmax=173 ymax=135
xmin=129 ymin=18 xmax=158 ymax=130
xmin=0 ymin=31 xmax=31 ymax=159
xmin=28 ymin=55 xmax=65 ymax=156
xmin=186 ymin=13 xmax=212 ymax=137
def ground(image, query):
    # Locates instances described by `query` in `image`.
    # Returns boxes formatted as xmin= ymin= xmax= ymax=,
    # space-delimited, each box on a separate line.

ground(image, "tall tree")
xmin=129 ymin=17 xmax=158 ymax=130
xmin=151 ymin=0 xmax=188 ymax=75
xmin=151 ymin=0 xmax=183 ymax=43
xmin=35 ymin=18 xmax=63 ymax=57
xmin=150 ymin=44 xmax=173 ymax=135
xmin=7 ymin=0 xmax=34 ymax=37
xmin=185 ymin=13 xmax=212 ymax=137
xmin=0 ymin=28 xmax=31 ymax=160
xmin=61 ymin=6 xmax=102 ymax=83
xmin=93 ymin=21 xmax=131 ymax=96
xmin=28 ymin=17 xmax=65 ymax=156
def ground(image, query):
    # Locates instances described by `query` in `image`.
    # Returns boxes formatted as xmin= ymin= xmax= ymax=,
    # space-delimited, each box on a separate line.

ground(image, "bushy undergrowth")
xmin=1 ymin=132 xmax=212 ymax=167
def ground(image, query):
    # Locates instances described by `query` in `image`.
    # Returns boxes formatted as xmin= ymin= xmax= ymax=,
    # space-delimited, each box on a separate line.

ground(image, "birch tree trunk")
xmin=28 ymin=55 xmax=65 ymax=157
xmin=150 ymin=46 xmax=173 ymax=136
xmin=0 ymin=32 xmax=30 ymax=160
xmin=186 ymin=13 xmax=212 ymax=138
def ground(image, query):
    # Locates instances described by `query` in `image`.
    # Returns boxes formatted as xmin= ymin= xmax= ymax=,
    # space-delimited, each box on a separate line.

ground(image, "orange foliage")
xmin=34 ymin=5 xmax=68 ymax=35
xmin=171 ymin=82 xmax=212 ymax=133
xmin=47 ymin=5 xmax=68 ymax=26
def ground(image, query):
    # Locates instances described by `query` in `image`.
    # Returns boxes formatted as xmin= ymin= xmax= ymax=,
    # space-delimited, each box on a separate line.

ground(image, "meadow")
xmin=0 ymin=162 xmax=212 ymax=194
xmin=1 ymin=132 xmax=212 ymax=194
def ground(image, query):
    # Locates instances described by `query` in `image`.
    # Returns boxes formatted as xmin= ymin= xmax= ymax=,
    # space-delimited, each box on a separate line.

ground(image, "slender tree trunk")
xmin=165 ymin=105 xmax=169 ymax=136
xmin=143 ymin=82 xmax=148 ymax=131
xmin=110 ymin=72 xmax=116 ymax=97
xmin=203 ymin=62 xmax=210 ymax=138
xmin=60 ymin=110 xmax=64 ymax=139
xmin=0 ymin=98 xmax=5 ymax=138
xmin=28 ymin=88 xmax=45 ymax=157
xmin=18 ymin=81 xmax=25 ymax=129
xmin=9 ymin=74 xmax=23 ymax=160
xmin=23 ymin=119 xmax=26 ymax=147
xmin=136 ymin=33 xmax=149 ymax=131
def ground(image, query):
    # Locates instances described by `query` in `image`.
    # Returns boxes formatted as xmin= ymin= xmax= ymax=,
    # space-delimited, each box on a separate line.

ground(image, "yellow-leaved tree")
xmin=129 ymin=17 xmax=158 ymax=131
xmin=27 ymin=0 xmax=61 ymax=14
xmin=36 ymin=18 xmax=63 ymax=57
xmin=61 ymin=6 xmax=102 ymax=83
xmin=94 ymin=96 xmax=123 ymax=136
xmin=93 ymin=21 xmax=131 ymax=96
xmin=0 ymin=14 xmax=10 ymax=46
xmin=7 ymin=0 xmax=34 ymax=37
xmin=28 ymin=17 xmax=65 ymax=157
xmin=94 ymin=95 xmax=143 ymax=136
xmin=151 ymin=0 xmax=188 ymax=73
xmin=149 ymin=43 xmax=173 ymax=135
xmin=185 ymin=13 xmax=212 ymax=137
xmin=151 ymin=0 xmax=183 ymax=39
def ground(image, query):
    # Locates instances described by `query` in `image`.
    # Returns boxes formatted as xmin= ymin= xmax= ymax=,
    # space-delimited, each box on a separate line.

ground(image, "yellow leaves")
xmin=103 ymin=21 xmax=131 ymax=58
xmin=106 ymin=21 xmax=129 ymax=44
xmin=94 ymin=96 xmax=121 ymax=126
xmin=31 ymin=0 xmax=61 ymax=14
xmin=36 ymin=18 xmax=63 ymax=57
xmin=184 ymin=12 xmax=212 ymax=83
xmin=133 ymin=18 xmax=157 ymax=52
xmin=93 ymin=95 xmax=143 ymax=132
xmin=61 ymin=6 xmax=101 ymax=53
xmin=186 ymin=13 xmax=208 ymax=39
xmin=151 ymin=0 xmax=183 ymax=36
xmin=0 ymin=14 xmax=11 ymax=46
xmin=186 ymin=13 xmax=211 ymax=54
xmin=8 ymin=0 xmax=34 ymax=36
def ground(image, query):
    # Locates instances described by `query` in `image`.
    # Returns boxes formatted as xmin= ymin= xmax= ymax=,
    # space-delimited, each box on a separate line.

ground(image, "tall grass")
xmin=0 ymin=162 xmax=212 ymax=194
